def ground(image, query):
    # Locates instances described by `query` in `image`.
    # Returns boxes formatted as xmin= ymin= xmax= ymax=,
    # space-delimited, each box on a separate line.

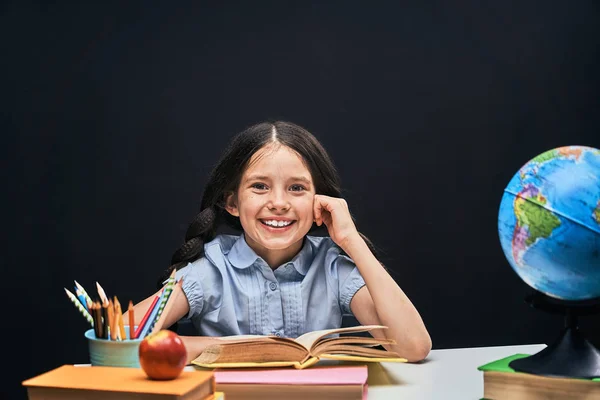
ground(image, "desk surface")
xmin=77 ymin=343 xmax=546 ymax=399
xmin=365 ymin=343 xmax=546 ymax=400
xmin=183 ymin=343 xmax=545 ymax=400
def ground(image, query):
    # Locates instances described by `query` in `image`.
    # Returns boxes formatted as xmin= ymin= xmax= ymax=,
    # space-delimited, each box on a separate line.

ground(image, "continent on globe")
xmin=595 ymin=201 xmax=600 ymax=225
xmin=512 ymin=184 xmax=561 ymax=265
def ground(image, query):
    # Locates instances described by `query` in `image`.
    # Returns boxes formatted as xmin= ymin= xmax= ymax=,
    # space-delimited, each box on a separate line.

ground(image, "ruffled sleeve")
xmin=333 ymin=254 xmax=366 ymax=315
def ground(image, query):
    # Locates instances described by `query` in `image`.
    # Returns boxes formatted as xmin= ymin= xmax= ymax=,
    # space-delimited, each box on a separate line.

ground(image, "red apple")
xmin=139 ymin=330 xmax=187 ymax=380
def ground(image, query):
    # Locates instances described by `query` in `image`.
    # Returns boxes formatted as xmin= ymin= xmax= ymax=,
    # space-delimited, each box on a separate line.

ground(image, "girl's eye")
xmin=289 ymin=184 xmax=306 ymax=192
xmin=251 ymin=183 xmax=268 ymax=190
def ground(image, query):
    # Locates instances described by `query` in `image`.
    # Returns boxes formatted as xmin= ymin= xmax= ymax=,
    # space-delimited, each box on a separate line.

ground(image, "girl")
xmin=126 ymin=121 xmax=431 ymax=362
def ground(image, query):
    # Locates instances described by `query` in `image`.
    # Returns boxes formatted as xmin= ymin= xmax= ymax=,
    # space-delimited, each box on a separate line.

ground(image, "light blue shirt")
xmin=175 ymin=234 xmax=366 ymax=338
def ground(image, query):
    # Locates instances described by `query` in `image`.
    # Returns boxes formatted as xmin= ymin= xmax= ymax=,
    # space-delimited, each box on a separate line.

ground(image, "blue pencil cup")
xmin=85 ymin=326 xmax=142 ymax=368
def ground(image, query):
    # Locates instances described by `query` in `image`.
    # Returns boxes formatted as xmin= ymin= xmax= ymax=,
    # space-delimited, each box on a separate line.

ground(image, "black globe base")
xmin=509 ymin=291 xmax=600 ymax=379
xmin=509 ymin=325 xmax=600 ymax=378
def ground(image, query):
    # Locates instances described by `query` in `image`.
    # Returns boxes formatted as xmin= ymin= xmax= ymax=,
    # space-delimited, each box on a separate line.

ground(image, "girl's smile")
xmin=259 ymin=217 xmax=296 ymax=230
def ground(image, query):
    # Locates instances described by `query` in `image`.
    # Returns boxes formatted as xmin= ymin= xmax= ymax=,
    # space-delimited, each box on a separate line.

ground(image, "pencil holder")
xmin=85 ymin=326 xmax=142 ymax=368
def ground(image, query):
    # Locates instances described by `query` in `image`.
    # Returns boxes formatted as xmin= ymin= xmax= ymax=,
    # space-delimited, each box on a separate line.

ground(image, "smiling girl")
xmin=126 ymin=121 xmax=431 ymax=363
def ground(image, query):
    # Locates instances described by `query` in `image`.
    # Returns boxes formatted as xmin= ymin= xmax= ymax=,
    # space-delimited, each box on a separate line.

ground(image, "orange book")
xmin=22 ymin=365 xmax=215 ymax=400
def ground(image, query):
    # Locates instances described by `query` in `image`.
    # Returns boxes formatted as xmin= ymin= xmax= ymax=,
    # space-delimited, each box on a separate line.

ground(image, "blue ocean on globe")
xmin=498 ymin=145 xmax=600 ymax=301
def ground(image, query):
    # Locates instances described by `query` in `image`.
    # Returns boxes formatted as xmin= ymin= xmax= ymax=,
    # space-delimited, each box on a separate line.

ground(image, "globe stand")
xmin=509 ymin=291 xmax=600 ymax=379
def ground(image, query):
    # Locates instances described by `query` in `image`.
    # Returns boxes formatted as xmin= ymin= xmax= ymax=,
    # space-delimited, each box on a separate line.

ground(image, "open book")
xmin=191 ymin=325 xmax=407 ymax=369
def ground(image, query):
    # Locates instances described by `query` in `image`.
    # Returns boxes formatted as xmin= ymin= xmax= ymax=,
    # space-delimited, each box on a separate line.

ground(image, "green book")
xmin=478 ymin=353 xmax=530 ymax=373
xmin=478 ymin=353 xmax=600 ymax=381
xmin=478 ymin=353 xmax=600 ymax=400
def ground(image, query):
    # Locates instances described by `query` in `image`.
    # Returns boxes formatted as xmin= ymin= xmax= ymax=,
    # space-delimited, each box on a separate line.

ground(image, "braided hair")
xmin=157 ymin=121 xmax=381 ymax=287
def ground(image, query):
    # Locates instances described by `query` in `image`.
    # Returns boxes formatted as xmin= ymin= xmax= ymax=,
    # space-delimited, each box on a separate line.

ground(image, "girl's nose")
xmin=267 ymin=189 xmax=290 ymax=211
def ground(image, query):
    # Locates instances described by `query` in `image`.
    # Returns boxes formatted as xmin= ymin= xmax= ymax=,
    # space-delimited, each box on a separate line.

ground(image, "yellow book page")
xmin=319 ymin=354 xmax=408 ymax=363
xmin=191 ymin=356 xmax=321 ymax=370
xmin=192 ymin=360 xmax=302 ymax=369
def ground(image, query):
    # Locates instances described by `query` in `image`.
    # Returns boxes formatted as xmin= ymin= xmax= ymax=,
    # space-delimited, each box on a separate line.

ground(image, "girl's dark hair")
xmin=157 ymin=121 xmax=379 ymax=287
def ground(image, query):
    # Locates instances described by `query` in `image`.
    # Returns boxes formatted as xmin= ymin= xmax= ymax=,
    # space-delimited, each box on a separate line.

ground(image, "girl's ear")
xmin=224 ymin=192 xmax=240 ymax=217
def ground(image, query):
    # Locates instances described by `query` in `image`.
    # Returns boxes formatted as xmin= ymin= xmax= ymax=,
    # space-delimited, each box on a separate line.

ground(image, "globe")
xmin=498 ymin=145 xmax=600 ymax=302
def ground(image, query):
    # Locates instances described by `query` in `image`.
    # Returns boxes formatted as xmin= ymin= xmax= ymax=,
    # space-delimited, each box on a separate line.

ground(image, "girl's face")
xmin=225 ymin=143 xmax=316 ymax=265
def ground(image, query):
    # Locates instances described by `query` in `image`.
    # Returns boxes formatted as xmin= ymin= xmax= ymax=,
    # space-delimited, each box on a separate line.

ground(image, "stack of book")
xmin=186 ymin=324 xmax=404 ymax=399
xmin=478 ymin=353 xmax=600 ymax=400
xmin=22 ymin=365 xmax=222 ymax=400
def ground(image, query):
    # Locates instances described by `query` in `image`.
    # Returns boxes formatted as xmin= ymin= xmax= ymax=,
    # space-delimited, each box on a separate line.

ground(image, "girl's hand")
xmin=313 ymin=194 xmax=360 ymax=249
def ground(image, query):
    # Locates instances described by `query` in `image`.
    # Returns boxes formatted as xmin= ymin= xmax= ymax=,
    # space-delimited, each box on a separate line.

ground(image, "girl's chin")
xmin=255 ymin=238 xmax=300 ymax=250
xmin=251 ymin=233 xmax=306 ymax=249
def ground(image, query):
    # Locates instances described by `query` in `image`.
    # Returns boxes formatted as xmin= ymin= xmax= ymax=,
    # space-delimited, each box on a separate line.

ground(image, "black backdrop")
xmin=4 ymin=1 xmax=600 ymax=399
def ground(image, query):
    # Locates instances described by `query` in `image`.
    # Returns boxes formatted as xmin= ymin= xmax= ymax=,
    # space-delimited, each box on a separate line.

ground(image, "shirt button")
xmin=269 ymin=282 xmax=277 ymax=291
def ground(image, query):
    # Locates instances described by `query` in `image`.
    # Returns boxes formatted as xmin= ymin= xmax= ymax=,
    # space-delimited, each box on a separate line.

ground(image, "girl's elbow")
xmin=406 ymin=335 xmax=432 ymax=362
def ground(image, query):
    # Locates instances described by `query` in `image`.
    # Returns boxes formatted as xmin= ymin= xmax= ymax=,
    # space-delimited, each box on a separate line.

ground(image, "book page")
xmin=311 ymin=336 xmax=394 ymax=356
xmin=294 ymin=325 xmax=388 ymax=351
xmin=215 ymin=335 xmax=270 ymax=342
xmin=316 ymin=344 xmax=400 ymax=358
xmin=193 ymin=339 xmax=309 ymax=365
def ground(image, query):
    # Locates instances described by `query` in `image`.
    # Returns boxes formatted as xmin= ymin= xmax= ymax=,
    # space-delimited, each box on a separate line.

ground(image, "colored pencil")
xmin=89 ymin=303 xmax=99 ymax=337
xmin=74 ymin=280 xmax=93 ymax=305
xmin=93 ymin=302 xmax=103 ymax=339
xmin=134 ymin=294 xmax=160 ymax=339
xmin=114 ymin=296 xmax=126 ymax=341
xmin=96 ymin=282 xmax=109 ymax=305
xmin=128 ymin=300 xmax=135 ymax=339
xmin=108 ymin=299 xmax=116 ymax=340
xmin=143 ymin=271 xmax=176 ymax=337
xmin=74 ymin=287 xmax=88 ymax=312
xmin=101 ymin=301 xmax=109 ymax=339
xmin=137 ymin=290 xmax=167 ymax=339
xmin=64 ymin=288 xmax=94 ymax=326
xmin=150 ymin=278 xmax=183 ymax=334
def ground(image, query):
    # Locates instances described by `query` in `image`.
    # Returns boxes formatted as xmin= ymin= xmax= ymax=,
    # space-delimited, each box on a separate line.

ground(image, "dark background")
xmin=4 ymin=1 xmax=600 ymax=399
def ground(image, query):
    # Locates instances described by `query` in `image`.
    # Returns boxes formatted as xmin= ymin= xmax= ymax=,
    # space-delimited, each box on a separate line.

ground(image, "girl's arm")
xmin=345 ymin=236 xmax=432 ymax=362
xmin=313 ymin=195 xmax=432 ymax=362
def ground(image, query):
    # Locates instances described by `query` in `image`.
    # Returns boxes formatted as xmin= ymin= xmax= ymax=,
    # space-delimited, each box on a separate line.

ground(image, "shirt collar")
xmin=227 ymin=234 xmax=313 ymax=275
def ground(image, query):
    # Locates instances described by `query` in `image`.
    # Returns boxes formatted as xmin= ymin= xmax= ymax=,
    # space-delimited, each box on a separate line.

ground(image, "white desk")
xmin=364 ymin=343 xmax=546 ymax=400
xmin=182 ymin=343 xmax=545 ymax=399
xmin=77 ymin=343 xmax=547 ymax=399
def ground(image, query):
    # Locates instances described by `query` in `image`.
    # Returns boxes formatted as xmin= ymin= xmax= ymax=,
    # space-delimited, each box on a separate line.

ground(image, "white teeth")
xmin=263 ymin=220 xmax=292 ymax=227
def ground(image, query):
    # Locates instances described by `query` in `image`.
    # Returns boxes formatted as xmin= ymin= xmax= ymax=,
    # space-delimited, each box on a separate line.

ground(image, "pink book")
xmin=214 ymin=365 xmax=369 ymax=399
xmin=214 ymin=365 xmax=368 ymax=385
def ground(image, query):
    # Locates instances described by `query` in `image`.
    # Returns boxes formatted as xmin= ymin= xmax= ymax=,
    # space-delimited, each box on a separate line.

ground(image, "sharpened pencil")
xmin=93 ymin=302 xmax=103 ymax=339
xmin=150 ymin=278 xmax=183 ymax=334
xmin=128 ymin=300 xmax=135 ymax=339
xmin=101 ymin=300 xmax=109 ymax=339
xmin=134 ymin=293 xmax=161 ymax=339
xmin=75 ymin=287 xmax=88 ymax=312
xmin=74 ymin=280 xmax=93 ymax=305
xmin=114 ymin=296 xmax=126 ymax=341
xmin=96 ymin=282 xmax=109 ymax=305
xmin=142 ymin=271 xmax=176 ymax=338
xmin=108 ymin=299 xmax=116 ymax=340
xmin=64 ymin=288 xmax=94 ymax=326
